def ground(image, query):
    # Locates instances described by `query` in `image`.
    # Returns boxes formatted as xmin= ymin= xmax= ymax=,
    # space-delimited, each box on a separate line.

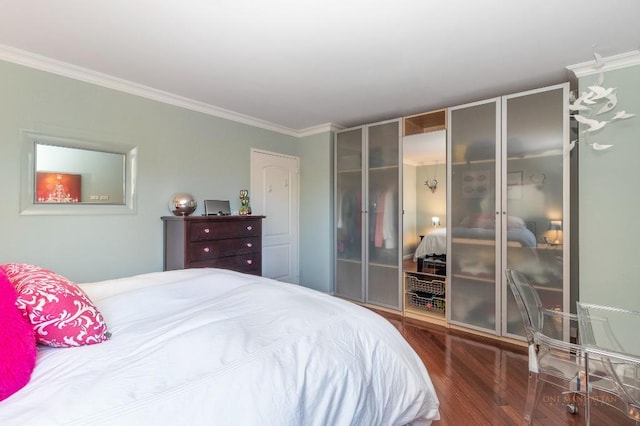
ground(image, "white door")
xmin=250 ymin=149 xmax=299 ymax=284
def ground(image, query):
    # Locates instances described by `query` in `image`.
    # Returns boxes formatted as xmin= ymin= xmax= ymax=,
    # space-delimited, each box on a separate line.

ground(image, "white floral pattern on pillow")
xmin=1 ymin=263 xmax=109 ymax=348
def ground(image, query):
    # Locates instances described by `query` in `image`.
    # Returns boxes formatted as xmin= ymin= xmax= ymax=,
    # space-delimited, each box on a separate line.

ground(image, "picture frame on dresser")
xmin=161 ymin=215 xmax=266 ymax=276
xmin=204 ymin=199 xmax=231 ymax=216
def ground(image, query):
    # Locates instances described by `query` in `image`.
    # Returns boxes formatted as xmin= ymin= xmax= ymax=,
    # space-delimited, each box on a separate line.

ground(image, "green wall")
xmin=0 ymin=59 xmax=332 ymax=291
xmin=299 ymin=132 xmax=333 ymax=293
xmin=579 ymin=64 xmax=640 ymax=309
xmin=416 ymin=163 xmax=447 ymax=236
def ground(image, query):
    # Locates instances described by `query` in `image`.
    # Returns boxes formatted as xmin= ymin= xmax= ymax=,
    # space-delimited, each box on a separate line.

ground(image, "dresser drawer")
xmin=189 ymin=220 xmax=261 ymax=241
xmin=188 ymin=237 xmax=260 ymax=261
xmin=190 ymin=252 xmax=261 ymax=272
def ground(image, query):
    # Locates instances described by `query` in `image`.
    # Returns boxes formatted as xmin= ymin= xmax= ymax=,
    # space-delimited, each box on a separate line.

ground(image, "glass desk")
xmin=577 ymin=302 xmax=640 ymax=357
xmin=576 ymin=302 xmax=640 ymax=423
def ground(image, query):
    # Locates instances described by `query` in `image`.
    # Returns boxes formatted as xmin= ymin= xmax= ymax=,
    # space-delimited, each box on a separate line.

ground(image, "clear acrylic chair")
xmin=577 ymin=302 xmax=640 ymax=423
xmin=505 ymin=269 xmax=589 ymax=424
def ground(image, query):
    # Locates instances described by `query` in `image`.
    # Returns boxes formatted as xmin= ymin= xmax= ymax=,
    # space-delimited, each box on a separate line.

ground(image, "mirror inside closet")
xmin=402 ymin=110 xmax=448 ymax=325
xmin=403 ymin=110 xmax=447 ymax=272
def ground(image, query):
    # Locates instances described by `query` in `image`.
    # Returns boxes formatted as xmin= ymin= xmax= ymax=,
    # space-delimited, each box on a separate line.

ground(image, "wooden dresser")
xmin=162 ymin=215 xmax=265 ymax=276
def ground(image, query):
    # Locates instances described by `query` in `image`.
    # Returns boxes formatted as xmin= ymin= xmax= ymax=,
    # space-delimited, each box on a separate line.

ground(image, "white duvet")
xmin=0 ymin=268 xmax=439 ymax=425
xmin=413 ymin=229 xmax=447 ymax=261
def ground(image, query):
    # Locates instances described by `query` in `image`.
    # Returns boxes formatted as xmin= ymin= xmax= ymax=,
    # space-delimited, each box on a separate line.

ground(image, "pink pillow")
xmin=1 ymin=264 xmax=109 ymax=348
xmin=0 ymin=269 xmax=37 ymax=401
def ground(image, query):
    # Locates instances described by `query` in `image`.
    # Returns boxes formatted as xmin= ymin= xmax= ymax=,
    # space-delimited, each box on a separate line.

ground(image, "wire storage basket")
xmin=407 ymin=291 xmax=446 ymax=314
xmin=406 ymin=275 xmax=445 ymax=295
xmin=405 ymin=274 xmax=446 ymax=314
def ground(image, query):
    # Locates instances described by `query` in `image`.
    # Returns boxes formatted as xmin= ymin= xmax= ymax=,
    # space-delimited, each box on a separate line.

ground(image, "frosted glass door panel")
xmin=449 ymin=100 xmax=500 ymax=333
xmin=503 ymin=85 xmax=566 ymax=337
xmin=335 ymin=128 xmax=364 ymax=301
xmin=367 ymin=120 xmax=400 ymax=309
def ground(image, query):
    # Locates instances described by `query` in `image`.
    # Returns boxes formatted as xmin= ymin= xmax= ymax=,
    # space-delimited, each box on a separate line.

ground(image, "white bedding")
xmin=413 ymin=229 xmax=447 ymax=261
xmin=0 ymin=268 xmax=439 ymax=426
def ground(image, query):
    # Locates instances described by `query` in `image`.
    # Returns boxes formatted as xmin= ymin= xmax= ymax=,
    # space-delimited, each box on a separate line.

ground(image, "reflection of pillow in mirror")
xmin=507 ymin=216 xmax=526 ymax=229
xmin=0 ymin=269 xmax=37 ymax=402
xmin=1 ymin=263 xmax=109 ymax=348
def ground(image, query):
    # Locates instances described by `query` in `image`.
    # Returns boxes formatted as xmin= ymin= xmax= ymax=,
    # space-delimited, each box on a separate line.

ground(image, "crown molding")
xmin=0 ymin=44 xmax=309 ymax=137
xmin=567 ymin=50 xmax=640 ymax=77
xmin=297 ymin=122 xmax=344 ymax=137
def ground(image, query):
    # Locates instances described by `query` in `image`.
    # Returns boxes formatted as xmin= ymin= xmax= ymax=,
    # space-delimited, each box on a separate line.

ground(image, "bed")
xmin=0 ymin=267 xmax=440 ymax=425
xmin=413 ymin=228 xmax=447 ymax=261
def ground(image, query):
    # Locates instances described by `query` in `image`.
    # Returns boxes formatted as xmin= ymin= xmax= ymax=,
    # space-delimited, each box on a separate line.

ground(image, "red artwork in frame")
xmin=36 ymin=172 xmax=82 ymax=203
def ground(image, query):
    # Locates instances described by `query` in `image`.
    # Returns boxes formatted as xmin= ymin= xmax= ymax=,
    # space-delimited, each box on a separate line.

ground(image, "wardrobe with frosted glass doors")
xmin=447 ymin=83 xmax=570 ymax=339
xmin=334 ymin=119 xmax=402 ymax=311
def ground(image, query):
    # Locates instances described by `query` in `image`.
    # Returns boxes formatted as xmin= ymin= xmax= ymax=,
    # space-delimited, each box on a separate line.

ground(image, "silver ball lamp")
xmin=169 ymin=193 xmax=197 ymax=216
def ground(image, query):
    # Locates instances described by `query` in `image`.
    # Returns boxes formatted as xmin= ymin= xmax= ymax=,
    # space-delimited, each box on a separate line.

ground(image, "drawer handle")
xmin=246 ymin=225 xmax=253 ymax=231
xmin=246 ymin=259 xmax=253 ymax=265
xmin=203 ymin=247 xmax=210 ymax=253
xmin=246 ymin=242 xmax=253 ymax=248
xmin=204 ymin=228 xmax=210 ymax=234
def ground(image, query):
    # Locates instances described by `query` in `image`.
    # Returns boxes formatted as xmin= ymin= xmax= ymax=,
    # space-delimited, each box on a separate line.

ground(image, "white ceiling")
xmin=1 ymin=1 xmax=639 ymax=134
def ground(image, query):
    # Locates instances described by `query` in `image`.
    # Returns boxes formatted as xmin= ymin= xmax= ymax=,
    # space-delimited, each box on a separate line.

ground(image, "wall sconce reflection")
xmin=432 ymin=216 xmax=440 ymax=228
xmin=548 ymin=219 xmax=562 ymax=244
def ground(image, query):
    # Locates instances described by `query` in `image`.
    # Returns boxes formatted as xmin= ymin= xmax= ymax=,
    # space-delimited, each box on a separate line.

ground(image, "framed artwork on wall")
xmin=462 ymin=170 xmax=490 ymax=199
xmin=507 ymin=171 xmax=523 ymax=200
xmin=36 ymin=172 xmax=81 ymax=203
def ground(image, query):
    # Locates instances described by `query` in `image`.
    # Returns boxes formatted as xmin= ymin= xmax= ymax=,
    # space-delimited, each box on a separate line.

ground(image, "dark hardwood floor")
xmin=374 ymin=310 xmax=633 ymax=425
